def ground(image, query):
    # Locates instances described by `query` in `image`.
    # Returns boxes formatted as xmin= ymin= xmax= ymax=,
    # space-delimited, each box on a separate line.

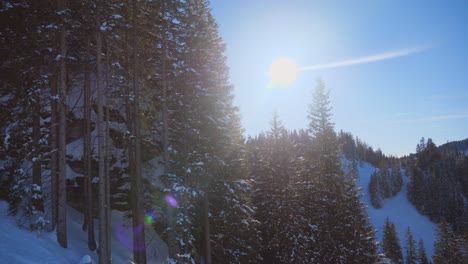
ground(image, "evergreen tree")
xmin=433 ymin=221 xmax=463 ymax=264
xmin=383 ymin=218 xmax=404 ymax=264
xmin=370 ymin=161 xmax=404 ymax=209
xmin=160 ymin=1 xmax=261 ymax=262
xmin=405 ymin=227 xmax=418 ymax=264
xmin=391 ymin=161 xmax=403 ymax=195
xmin=251 ymin=114 xmax=293 ymax=263
xmin=418 ymin=239 xmax=430 ymax=264
xmin=408 ymin=138 xmax=466 ymax=235
xmin=307 ymin=79 xmax=341 ymax=190
xmin=0 ymin=0 xmax=58 ymax=233
xmin=338 ymin=130 xmax=357 ymax=161
xmin=370 ymin=171 xmax=383 ymax=208
xmin=305 ymin=79 xmax=377 ymax=263
xmin=1 ymin=1 xmax=263 ymax=261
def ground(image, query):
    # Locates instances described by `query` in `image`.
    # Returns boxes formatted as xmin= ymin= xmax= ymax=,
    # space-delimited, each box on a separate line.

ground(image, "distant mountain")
xmin=438 ymin=138 xmax=468 ymax=154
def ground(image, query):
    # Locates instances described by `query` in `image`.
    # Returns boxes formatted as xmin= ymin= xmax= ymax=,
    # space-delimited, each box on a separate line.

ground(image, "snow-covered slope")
xmin=0 ymin=161 xmax=437 ymax=263
xmin=357 ymin=162 xmax=436 ymax=258
xmin=0 ymin=201 xmax=167 ymax=263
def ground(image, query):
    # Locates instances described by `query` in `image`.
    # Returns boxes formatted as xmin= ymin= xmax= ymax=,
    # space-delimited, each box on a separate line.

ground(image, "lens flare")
xmin=165 ymin=195 xmax=178 ymax=208
xmin=144 ymin=211 xmax=157 ymax=225
xmin=115 ymin=223 xmax=146 ymax=251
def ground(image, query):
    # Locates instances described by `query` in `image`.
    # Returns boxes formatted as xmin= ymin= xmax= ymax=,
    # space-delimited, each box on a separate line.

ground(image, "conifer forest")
xmin=0 ymin=0 xmax=467 ymax=263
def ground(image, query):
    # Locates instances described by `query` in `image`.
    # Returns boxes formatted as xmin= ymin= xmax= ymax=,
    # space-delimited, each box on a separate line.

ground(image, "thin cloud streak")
xmin=387 ymin=112 xmax=468 ymax=124
xmin=416 ymin=112 xmax=468 ymax=122
xmin=298 ymin=46 xmax=429 ymax=71
xmin=425 ymin=94 xmax=467 ymax=102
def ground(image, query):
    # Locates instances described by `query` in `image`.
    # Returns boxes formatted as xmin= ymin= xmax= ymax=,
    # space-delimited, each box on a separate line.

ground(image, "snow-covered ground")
xmin=357 ymin=162 xmax=436 ymax=259
xmin=0 ymin=201 xmax=167 ymax=263
xmin=0 ymin=161 xmax=437 ymax=263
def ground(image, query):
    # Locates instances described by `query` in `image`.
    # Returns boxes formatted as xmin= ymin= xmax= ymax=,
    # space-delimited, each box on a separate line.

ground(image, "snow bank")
xmin=0 ymin=201 xmax=168 ymax=263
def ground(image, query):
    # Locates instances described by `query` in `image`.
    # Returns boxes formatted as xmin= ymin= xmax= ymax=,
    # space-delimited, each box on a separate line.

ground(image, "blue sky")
xmin=209 ymin=0 xmax=468 ymax=156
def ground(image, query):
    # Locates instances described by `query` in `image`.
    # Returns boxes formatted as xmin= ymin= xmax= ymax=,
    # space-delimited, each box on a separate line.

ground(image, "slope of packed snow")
xmin=0 ymin=201 xmax=168 ymax=263
xmin=357 ymin=162 xmax=436 ymax=259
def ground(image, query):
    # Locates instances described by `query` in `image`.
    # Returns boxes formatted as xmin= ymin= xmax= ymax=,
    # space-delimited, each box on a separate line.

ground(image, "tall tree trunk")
xmin=32 ymin=91 xmax=42 ymax=211
xmin=131 ymin=0 xmax=147 ymax=262
xmin=47 ymin=75 xmax=58 ymax=232
xmin=56 ymin=0 xmax=68 ymax=248
xmin=160 ymin=0 xmax=177 ymax=258
xmin=105 ymin=49 xmax=112 ymax=254
xmin=161 ymin=0 xmax=170 ymax=184
xmin=83 ymin=36 xmax=97 ymax=251
xmin=125 ymin=71 xmax=136 ymax=259
xmin=123 ymin=0 xmax=136 ymax=255
xmin=96 ymin=15 xmax=111 ymax=264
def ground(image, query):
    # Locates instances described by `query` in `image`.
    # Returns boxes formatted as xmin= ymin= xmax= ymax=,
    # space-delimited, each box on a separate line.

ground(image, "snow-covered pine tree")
xmin=1 ymin=0 xmax=268 ymax=262
xmin=286 ymin=128 xmax=317 ymax=263
xmin=159 ymin=0 xmax=261 ymax=262
xmin=369 ymin=160 xmax=404 ymax=208
xmin=369 ymin=171 xmax=384 ymax=208
xmin=305 ymin=79 xmax=377 ymax=263
xmin=390 ymin=160 xmax=403 ymax=195
xmin=0 ymin=0 xmax=57 ymax=233
xmin=405 ymin=227 xmax=418 ymax=264
xmin=338 ymin=130 xmax=358 ymax=161
xmin=382 ymin=217 xmax=403 ymax=264
xmin=407 ymin=138 xmax=466 ymax=234
xmin=418 ymin=239 xmax=430 ymax=264
xmin=251 ymin=114 xmax=295 ymax=263
xmin=209 ymin=120 xmax=261 ymax=263
xmin=433 ymin=220 xmax=463 ymax=264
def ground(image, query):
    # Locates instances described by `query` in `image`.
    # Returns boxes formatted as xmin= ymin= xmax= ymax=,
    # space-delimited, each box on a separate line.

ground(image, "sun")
xmin=269 ymin=58 xmax=299 ymax=86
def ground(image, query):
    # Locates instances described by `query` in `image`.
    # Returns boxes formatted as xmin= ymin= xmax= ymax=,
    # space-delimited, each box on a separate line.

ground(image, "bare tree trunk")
xmin=83 ymin=36 xmax=97 ymax=251
xmin=47 ymin=75 xmax=58 ymax=232
xmin=96 ymin=14 xmax=111 ymax=263
xmin=132 ymin=76 xmax=147 ymax=264
xmin=56 ymin=0 xmax=68 ymax=248
xmin=123 ymin=5 xmax=136 ymax=256
xmin=131 ymin=0 xmax=147 ymax=262
xmin=105 ymin=49 xmax=112 ymax=255
xmin=32 ymin=91 xmax=42 ymax=211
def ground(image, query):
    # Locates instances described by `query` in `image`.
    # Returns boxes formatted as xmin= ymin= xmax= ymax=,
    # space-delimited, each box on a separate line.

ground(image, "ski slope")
xmin=0 ymin=201 xmax=168 ymax=263
xmin=357 ymin=162 xmax=436 ymax=259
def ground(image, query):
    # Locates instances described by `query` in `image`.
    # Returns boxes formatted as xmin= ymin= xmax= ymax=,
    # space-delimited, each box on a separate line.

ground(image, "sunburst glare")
xmin=269 ymin=58 xmax=298 ymax=86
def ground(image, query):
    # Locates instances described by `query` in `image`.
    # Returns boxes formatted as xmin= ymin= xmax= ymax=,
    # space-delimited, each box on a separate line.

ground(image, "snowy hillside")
xmin=0 ymin=163 xmax=439 ymax=263
xmin=357 ymin=162 xmax=436 ymax=258
xmin=0 ymin=201 xmax=168 ymax=263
